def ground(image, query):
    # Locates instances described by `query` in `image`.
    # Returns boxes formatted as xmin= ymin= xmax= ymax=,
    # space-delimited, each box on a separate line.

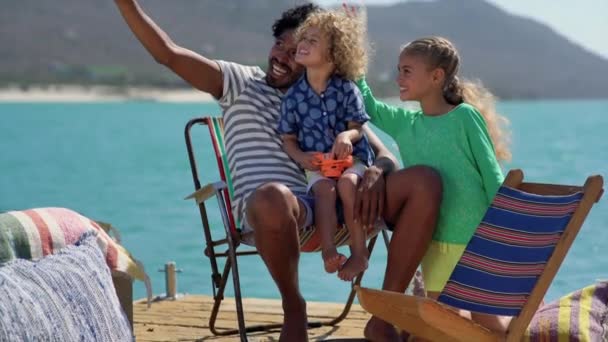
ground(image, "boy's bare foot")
xmin=322 ymin=249 xmax=346 ymax=273
xmin=337 ymin=254 xmax=368 ymax=281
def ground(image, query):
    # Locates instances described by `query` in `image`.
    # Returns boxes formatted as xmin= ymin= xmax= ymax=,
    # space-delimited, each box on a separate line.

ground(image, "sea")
xmin=1 ymin=99 xmax=606 ymax=303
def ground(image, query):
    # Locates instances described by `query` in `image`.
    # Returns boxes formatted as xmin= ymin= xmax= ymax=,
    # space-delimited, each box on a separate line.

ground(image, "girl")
xmin=357 ymin=36 xmax=512 ymax=331
xmin=277 ymin=10 xmax=374 ymax=281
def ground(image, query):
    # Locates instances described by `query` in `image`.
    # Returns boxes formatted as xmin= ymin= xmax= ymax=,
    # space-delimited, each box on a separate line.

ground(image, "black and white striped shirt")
xmin=216 ymin=60 xmax=307 ymax=225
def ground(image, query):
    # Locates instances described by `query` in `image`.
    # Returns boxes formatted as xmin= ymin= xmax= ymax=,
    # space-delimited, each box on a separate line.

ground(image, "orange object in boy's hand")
xmin=312 ymin=153 xmax=354 ymax=178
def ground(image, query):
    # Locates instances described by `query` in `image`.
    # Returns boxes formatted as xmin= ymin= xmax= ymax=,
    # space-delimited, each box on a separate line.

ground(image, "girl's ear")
xmin=431 ymin=67 xmax=445 ymax=85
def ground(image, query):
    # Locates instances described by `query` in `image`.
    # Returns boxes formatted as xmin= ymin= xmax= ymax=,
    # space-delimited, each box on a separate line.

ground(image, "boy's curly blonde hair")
xmin=295 ymin=10 xmax=368 ymax=81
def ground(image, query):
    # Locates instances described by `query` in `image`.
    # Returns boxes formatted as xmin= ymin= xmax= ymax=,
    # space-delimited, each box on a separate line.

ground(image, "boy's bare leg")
xmin=337 ymin=173 xmax=368 ymax=281
xmin=312 ymin=180 xmax=345 ymax=273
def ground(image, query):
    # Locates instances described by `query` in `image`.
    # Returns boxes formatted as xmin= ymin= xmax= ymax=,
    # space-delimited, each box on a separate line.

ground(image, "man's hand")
xmin=332 ymin=133 xmax=354 ymax=159
xmin=295 ymin=152 xmax=320 ymax=171
xmin=354 ymin=165 xmax=385 ymax=229
xmin=114 ymin=0 xmax=223 ymax=97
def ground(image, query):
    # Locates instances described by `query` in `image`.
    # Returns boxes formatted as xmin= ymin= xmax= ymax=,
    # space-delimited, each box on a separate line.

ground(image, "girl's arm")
xmin=465 ymin=108 xmax=505 ymax=203
xmin=356 ymin=78 xmax=412 ymax=139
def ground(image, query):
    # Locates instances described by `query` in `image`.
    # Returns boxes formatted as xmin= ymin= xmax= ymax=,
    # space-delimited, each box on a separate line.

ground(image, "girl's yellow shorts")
xmin=421 ymin=241 xmax=466 ymax=293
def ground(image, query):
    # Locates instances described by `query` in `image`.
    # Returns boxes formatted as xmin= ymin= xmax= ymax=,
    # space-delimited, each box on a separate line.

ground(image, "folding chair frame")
xmin=185 ymin=117 xmax=391 ymax=341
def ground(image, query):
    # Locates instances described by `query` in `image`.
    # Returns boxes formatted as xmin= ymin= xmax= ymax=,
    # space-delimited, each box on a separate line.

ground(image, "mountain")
xmin=2 ymin=0 xmax=607 ymax=99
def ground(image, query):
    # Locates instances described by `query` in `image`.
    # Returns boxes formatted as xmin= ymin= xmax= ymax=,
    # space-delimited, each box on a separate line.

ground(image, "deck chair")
xmin=356 ymin=169 xmax=604 ymax=342
xmin=184 ymin=116 xmax=390 ymax=341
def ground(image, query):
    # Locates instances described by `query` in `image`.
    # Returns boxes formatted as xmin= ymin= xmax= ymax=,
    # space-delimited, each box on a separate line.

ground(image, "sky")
xmin=316 ymin=0 xmax=608 ymax=59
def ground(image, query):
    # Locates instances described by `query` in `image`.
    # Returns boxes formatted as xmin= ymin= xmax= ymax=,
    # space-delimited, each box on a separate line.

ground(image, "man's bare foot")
xmin=280 ymin=297 xmax=308 ymax=342
xmin=322 ymin=249 xmax=346 ymax=273
xmin=364 ymin=316 xmax=401 ymax=342
xmin=337 ymin=254 xmax=368 ymax=281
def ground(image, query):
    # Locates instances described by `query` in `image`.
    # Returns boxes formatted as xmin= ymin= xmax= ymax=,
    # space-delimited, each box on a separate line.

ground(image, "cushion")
xmin=0 ymin=207 xmax=146 ymax=281
xmin=525 ymin=281 xmax=608 ymax=341
xmin=0 ymin=232 xmax=134 ymax=341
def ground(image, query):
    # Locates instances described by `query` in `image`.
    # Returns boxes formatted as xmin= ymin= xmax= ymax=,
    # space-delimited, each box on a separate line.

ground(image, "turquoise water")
xmin=1 ymin=100 xmax=606 ymax=303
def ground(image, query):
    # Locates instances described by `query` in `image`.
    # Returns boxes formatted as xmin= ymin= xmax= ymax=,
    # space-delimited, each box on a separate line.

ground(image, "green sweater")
xmin=357 ymin=80 xmax=504 ymax=244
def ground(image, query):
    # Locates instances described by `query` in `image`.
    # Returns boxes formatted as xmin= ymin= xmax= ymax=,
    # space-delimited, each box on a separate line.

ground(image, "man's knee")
xmin=409 ymin=165 xmax=442 ymax=201
xmin=246 ymin=182 xmax=298 ymax=230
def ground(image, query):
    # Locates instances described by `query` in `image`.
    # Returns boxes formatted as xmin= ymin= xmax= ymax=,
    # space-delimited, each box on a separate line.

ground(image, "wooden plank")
xmin=134 ymin=297 xmax=369 ymax=319
xmin=134 ymin=294 xmax=371 ymax=341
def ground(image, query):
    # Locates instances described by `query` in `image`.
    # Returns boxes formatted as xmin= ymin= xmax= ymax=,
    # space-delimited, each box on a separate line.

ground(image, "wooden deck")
xmin=133 ymin=295 xmax=371 ymax=341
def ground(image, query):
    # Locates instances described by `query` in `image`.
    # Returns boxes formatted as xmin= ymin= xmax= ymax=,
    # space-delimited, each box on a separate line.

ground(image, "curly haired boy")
xmin=278 ymin=10 xmax=374 ymax=281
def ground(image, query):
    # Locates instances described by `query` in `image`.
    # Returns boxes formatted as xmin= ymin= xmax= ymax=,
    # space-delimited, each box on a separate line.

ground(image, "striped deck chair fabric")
xmin=205 ymin=117 xmax=380 ymax=252
xmin=438 ymin=185 xmax=584 ymax=316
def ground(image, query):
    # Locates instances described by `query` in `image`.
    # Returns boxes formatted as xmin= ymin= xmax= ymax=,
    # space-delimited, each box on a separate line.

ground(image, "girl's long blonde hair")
xmin=402 ymin=37 xmax=511 ymax=162
xmin=296 ymin=10 xmax=368 ymax=81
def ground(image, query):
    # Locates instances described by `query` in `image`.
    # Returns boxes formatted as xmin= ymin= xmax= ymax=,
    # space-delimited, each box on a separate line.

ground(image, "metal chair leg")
xmin=207 ymin=236 xmax=381 ymax=338
xmin=227 ymin=236 xmax=248 ymax=341
xmin=208 ymin=259 xmax=232 ymax=335
xmin=381 ymin=229 xmax=390 ymax=248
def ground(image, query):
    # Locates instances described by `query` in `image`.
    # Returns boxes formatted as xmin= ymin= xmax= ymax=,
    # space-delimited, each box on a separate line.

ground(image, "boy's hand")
xmin=332 ymin=133 xmax=353 ymax=159
xmin=295 ymin=152 xmax=320 ymax=171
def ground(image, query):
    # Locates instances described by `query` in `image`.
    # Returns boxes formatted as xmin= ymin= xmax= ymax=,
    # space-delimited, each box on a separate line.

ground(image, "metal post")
xmin=166 ymin=262 xmax=177 ymax=299
xmin=158 ymin=261 xmax=182 ymax=300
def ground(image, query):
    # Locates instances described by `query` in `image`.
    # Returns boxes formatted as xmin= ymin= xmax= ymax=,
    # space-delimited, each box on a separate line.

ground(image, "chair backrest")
xmin=438 ymin=169 xmax=603 ymax=340
xmin=204 ymin=116 xmax=237 ymax=231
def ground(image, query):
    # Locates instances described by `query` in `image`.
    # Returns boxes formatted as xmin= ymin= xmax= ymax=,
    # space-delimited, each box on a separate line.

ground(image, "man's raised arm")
xmin=114 ymin=0 xmax=223 ymax=99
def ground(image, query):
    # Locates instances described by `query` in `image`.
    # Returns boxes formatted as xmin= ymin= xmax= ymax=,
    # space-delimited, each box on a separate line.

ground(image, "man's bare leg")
xmin=364 ymin=166 xmax=442 ymax=342
xmin=247 ymin=182 xmax=309 ymax=342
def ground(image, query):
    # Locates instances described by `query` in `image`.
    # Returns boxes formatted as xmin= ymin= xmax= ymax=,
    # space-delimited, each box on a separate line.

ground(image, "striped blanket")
xmin=525 ymin=281 xmax=608 ymax=341
xmin=0 ymin=232 xmax=134 ymax=341
xmin=0 ymin=207 xmax=147 ymax=281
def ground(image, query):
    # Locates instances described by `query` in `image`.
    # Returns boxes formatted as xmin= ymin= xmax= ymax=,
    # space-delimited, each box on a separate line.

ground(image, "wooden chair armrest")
xmin=418 ymin=301 xmax=502 ymax=342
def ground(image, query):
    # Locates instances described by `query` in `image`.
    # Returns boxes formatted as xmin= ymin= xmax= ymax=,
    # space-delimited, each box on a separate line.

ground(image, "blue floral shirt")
xmin=278 ymin=75 xmax=375 ymax=166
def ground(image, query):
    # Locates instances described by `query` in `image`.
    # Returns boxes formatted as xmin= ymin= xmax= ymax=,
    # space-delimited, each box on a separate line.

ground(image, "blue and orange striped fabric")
xmin=438 ymin=185 xmax=583 ymax=316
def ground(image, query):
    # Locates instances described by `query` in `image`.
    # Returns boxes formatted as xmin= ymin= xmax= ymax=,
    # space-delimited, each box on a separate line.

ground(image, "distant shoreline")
xmin=0 ymin=85 xmax=214 ymax=103
xmin=1 ymin=85 xmax=606 ymax=103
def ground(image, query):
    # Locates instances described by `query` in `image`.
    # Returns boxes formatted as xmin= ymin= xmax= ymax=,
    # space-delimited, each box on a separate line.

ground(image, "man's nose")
xmin=275 ymin=50 xmax=291 ymax=65
xmin=276 ymin=50 xmax=295 ymax=64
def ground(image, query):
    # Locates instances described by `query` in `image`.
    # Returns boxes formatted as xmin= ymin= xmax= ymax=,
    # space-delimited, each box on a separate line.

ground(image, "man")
xmin=114 ymin=1 xmax=442 ymax=340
